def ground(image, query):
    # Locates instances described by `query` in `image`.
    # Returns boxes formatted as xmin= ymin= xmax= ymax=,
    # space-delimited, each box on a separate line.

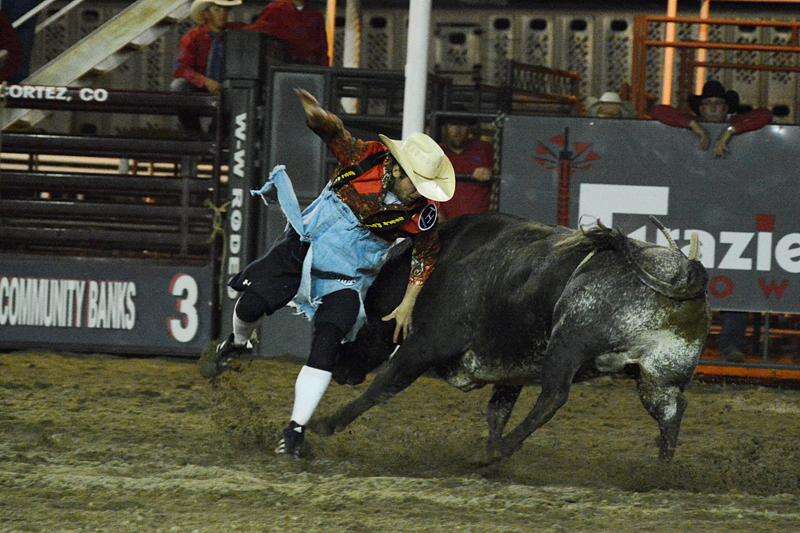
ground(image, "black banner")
xmin=0 ymin=256 xmax=213 ymax=355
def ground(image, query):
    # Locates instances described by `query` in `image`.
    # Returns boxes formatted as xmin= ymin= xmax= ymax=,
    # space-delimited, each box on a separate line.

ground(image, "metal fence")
xmin=0 ymin=86 xmax=222 ymax=354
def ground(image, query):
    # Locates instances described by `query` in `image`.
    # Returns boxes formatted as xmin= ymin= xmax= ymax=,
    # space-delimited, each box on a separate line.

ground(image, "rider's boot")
xmin=199 ymin=333 xmax=254 ymax=379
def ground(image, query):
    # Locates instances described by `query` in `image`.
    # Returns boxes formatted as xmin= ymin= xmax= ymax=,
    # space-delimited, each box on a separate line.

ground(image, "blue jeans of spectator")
xmin=719 ymin=311 xmax=748 ymax=355
xmin=4 ymin=0 xmax=43 ymax=83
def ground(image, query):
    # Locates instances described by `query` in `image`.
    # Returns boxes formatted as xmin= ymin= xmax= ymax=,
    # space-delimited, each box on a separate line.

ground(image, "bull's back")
xmin=367 ymin=213 xmax=546 ymax=309
xmin=352 ymin=215 xmax=573 ymax=385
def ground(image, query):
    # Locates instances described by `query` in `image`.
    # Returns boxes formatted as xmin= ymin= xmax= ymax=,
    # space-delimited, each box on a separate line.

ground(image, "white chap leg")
xmin=232 ymin=299 xmax=262 ymax=345
xmin=290 ymin=365 xmax=332 ymax=426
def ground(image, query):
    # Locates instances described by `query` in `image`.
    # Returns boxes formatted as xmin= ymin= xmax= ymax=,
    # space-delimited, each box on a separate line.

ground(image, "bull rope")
xmin=564 ymin=249 xmax=597 ymax=290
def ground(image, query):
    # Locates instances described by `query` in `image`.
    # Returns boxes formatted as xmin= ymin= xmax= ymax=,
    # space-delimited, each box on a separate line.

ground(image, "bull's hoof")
xmin=470 ymin=446 xmax=505 ymax=467
xmin=307 ymin=417 xmax=336 ymax=436
xmin=491 ymin=439 xmax=521 ymax=461
xmin=658 ymin=448 xmax=676 ymax=462
xmin=656 ymin=436 xmax=677 ymax=462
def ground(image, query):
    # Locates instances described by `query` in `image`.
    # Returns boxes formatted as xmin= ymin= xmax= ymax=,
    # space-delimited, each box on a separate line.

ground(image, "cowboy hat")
xmin=378 ymin=132 xmax=456 ymax=202
xmin=585 ymin=91 xmax=635 ymax=118
xmin=688 ymin=80 xmax=739 ymax=115
xmin=190 ymin=0 xmax=241 ymax=24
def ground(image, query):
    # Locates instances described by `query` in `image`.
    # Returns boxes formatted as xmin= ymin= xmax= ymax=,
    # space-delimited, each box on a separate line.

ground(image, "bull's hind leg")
xmin=637 ymin=371 xmax=688 ymax=461
xmin=635 ymin=331 xmax=700 ymax=461
xmin=309 ymin=338 xmax=435 ymax=436
xmin=486 ymin=384 xmax=523 ymax=451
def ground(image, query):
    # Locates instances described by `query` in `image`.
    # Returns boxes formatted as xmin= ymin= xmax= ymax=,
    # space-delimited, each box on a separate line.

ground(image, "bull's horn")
xmin=688 ymin=232 xmax=699 ymax=261
xmin=648 ymin=215 xmax=679 ymax=251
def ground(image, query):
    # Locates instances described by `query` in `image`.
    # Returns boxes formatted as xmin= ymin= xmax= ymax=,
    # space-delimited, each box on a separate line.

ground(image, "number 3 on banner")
xmin=168 ymin=274 xmax=199 ymax=343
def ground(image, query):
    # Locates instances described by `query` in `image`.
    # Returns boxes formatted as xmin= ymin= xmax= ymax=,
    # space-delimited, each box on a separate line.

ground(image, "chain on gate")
xmin=489 ymin=112 xmax=506 ymax=212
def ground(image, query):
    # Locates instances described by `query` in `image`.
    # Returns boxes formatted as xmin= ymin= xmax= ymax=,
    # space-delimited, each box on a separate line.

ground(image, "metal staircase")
xmin=2 ymin=0 xmax=191 ymax=130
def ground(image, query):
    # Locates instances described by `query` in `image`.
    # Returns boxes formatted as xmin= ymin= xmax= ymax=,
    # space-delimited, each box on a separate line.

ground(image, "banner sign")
xmin=0 ymin=255 xmax=213 ymax=355
xmin=499 ymin=115 xmax=800 ymax=313
xmin=0 ymin=84 xmax=109 ymax=104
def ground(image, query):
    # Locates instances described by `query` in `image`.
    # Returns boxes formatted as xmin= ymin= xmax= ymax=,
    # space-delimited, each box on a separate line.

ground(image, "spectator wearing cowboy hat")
xmin=438 ymin=107 xmax=494 ymax=220
xmin=170 ymin=0 xmax=243 ymax=133
xmin=585 ymin=91 xmax=635 ymax=119
xmin=245 ymin=0 xmax=328 ymax=66
xmin=202 ymin=89 xmax=455 ymax=458
xmin=651 ymin=79 xmax=772 ymax=157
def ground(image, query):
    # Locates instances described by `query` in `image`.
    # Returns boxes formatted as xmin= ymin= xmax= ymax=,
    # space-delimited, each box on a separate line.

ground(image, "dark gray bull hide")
xmin=313 ymin=213 xmax=710 ymax=462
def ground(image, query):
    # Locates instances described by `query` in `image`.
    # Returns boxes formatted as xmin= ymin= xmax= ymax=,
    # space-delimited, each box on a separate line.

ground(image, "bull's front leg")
xmin=486 ymin=384 xmax=523 ymax=452
xmin=309 ymin=341 xmax=433 ymax=436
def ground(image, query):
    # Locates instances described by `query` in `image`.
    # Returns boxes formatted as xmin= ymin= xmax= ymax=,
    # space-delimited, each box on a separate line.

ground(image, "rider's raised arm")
xmin=296 ymin=88 xmax=369 ymax=166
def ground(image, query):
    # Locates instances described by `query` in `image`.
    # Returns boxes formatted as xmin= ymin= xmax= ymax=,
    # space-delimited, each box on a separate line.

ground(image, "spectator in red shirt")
xmin=170 ymin=0 xmax=243 ymax=133
xmin=245 ymin=0 xmax=328 ymax=66
xmin=651 ymin=79 xmax=772 ymax=158
xmin=438 ymin=111 xmax=494 ymax=221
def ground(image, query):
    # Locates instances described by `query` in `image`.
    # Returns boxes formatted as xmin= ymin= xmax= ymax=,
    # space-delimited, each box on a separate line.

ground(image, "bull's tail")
xmin=553 ymin=221 xmax=626 ymax=255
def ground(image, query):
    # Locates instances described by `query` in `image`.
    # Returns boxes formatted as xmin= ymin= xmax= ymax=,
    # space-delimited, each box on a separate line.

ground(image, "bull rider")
xmin=201 ymin=89 xmax=455 ymax=458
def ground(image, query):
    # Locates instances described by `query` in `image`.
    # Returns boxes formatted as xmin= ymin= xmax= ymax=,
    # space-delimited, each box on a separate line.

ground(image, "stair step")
xmin=165 ymin=3 xmax=191 ymax=23
xmin=2 ymin=0 xmax=191 ymax=130
xmin=129 ymin=24 xmax=172 ymax=49
xmin=92 ymin=52 xmax=132 ymax=74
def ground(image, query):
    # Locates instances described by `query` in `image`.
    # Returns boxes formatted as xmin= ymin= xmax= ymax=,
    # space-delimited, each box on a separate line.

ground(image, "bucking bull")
xmin=310 ymin=213 xmax=710 ymax=462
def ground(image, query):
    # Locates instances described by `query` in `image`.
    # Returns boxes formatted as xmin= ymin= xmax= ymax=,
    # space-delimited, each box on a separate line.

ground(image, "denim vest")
xmin=252 ymin=166 xmax=394 ymax=341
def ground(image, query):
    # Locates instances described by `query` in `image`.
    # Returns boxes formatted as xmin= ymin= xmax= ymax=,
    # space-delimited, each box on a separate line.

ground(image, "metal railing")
xmin=632 ymin=15 xmax=800 ymax=118
xmin=1 ymin=87 xmax=222 ymax=259
xmin=2 ymin=0 xmax=191 ymax=129
xmin=507 ymin=61 xmax=582 ymax=111
xmin=437 ymin=61 xmax=582 ymax=116
xmin=12 ymin=0 xmax=87 ymax=34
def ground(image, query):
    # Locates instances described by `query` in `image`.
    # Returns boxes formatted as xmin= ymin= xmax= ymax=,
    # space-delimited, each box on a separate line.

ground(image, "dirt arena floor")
xmin=2 ymin=352 xmax=800 ymax=531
